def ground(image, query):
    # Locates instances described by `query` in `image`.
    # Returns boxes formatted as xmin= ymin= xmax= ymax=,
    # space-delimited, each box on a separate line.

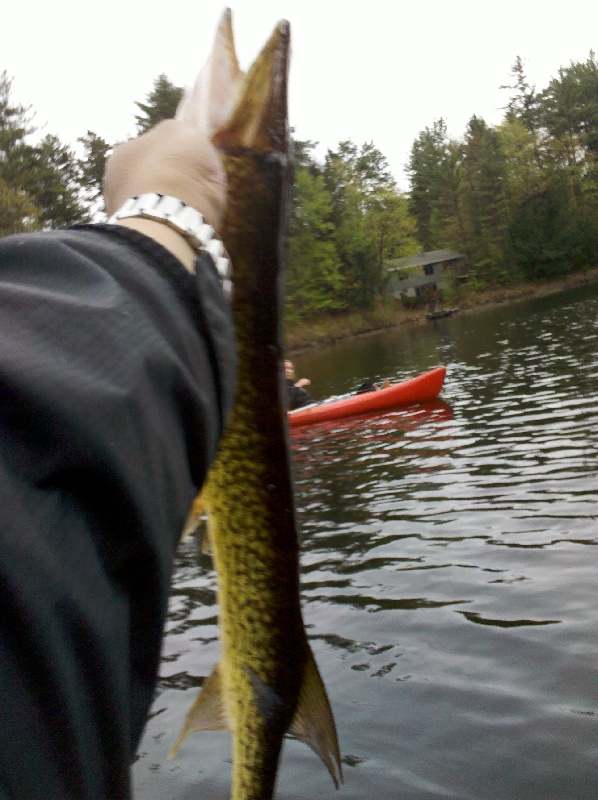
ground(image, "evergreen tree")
xmin=23 ymin=134 xmax=88 ymax=228
xmin=539 ymin=53 xmax=598 ymax=164
xmin=334 ymin=180 xmax=378 ymax=308
xmin=135 ymin=74 xmax=184 ymax=133
xmin=458 ymin=116 xmax=512 ymax=284
xmin=0 ymin=72 xmax=87 ymax=232
xmin=286 ymin=163 xmax=345 ymax=320
xmin=501 ymin=56 xmax=540 ymax=133
xmin=78 ymin=131 xmax=112 ymax=216
xmin=0 ymin=71 xmax=33 ymax=167
xmin=407 ymin=120 xmax=465 ymax=253
xmin=509 ymin=179 xmax=582 ymax=279
xmin=535 ymin=53 xmax=598 ymax=268
xmin=0 ymin=176 xmax=40 ymax=236
xmin=497 ymin=117 xmax=546 ymax=205
xmin=501 ymin=56 xmax=545 ymax=170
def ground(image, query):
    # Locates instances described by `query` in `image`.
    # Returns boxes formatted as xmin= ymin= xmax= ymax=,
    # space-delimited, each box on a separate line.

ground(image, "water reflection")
xmin=134 ymin=286 xmax=598 ymax=800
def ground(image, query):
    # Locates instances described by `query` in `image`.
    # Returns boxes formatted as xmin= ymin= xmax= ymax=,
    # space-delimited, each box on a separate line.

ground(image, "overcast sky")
xmin=4 ymin=1 xmax=597 ymax=189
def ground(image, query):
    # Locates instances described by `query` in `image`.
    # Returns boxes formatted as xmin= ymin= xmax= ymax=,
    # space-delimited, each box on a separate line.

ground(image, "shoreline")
xmin=285 ymin=266 xmax=598 ymax=354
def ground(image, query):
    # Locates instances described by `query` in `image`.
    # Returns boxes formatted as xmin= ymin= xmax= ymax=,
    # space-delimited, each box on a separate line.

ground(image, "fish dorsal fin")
xmin=288 ymin=649 xmax=343 ymax=789
xmin=168 ymin=663 xmax=230 ymax=759
xmin=176 ymin=7 xmax=244 ymax=137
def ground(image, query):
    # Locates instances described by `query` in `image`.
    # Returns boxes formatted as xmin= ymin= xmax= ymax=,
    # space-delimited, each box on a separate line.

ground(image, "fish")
xmin=168 ymin=10 xmax=343 ymax=799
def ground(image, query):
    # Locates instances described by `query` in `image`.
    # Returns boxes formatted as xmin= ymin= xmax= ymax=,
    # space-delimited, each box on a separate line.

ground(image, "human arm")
xmin=0 ymin=121 xmax=236 ymax=799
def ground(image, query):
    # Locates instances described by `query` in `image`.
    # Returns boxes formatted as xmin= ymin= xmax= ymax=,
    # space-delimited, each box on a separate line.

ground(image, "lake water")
xmin=133 ymin=284 xmax=598 ymax=800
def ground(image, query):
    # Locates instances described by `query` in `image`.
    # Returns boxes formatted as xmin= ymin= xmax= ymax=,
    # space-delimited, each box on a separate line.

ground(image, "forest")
xmin=2 ymin=53 xmax=598 ymax=323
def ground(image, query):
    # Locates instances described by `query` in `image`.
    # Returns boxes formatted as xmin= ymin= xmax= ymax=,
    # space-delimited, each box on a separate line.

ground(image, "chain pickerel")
xmin=168 ymin=11 xmax=343 ymax=799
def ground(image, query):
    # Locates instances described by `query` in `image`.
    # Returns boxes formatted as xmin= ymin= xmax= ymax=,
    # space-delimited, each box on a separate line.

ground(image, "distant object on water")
xmin=426 ymin=300 xmax=460 ymax=321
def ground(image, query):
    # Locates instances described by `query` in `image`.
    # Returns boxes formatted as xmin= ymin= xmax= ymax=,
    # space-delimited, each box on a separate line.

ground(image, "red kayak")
xmin=288 ymin=366 xmax=446 ymax=428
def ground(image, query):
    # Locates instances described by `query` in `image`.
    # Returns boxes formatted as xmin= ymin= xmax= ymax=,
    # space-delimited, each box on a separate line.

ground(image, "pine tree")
xmin=24 ymin=134 xmax=88 ymax=228
xmin=0 ymin=175 xmax=40 ymax=236
xmin=78 ymin=131 xmax=112 ymax=217
xmin=458 ymin=116 xmax=511 ymax=284
xmin=135 ymin=74 xmax=184 ymax=133
xmin=407 ymin=120 xmax=465 ymax=253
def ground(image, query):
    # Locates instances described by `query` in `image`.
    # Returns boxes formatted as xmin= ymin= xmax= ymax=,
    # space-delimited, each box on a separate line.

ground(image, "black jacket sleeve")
xmin=0 ymin=225 xmax=236 ymax=800
xmin=286 ymin=378 xmax=313 ymax=410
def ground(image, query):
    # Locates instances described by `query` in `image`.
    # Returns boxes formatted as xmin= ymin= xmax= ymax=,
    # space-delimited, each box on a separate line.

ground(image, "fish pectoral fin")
xmin=180 ymin=491 xmax=205 ymax=542
xmin=201 ymin=514 xmax=213 ymax=556
xmin=288 ymin=649 xmax=343 ymax=789
xmin=168 ymin=663 xmax=230 ymax=759
xmin=180 ymin=491 xmax=213 ymax=555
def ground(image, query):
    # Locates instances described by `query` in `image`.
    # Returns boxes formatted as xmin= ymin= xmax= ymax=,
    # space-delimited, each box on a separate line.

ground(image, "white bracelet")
xmin=108 ymin=193 xmax=232 ymax=295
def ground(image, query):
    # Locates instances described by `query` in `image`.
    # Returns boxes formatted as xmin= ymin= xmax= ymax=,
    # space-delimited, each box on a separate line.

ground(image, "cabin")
xmin=385 ymin=249 xmax=465 ymax=298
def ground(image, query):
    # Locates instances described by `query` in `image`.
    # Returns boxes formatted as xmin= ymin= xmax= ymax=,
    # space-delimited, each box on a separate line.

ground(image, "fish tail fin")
xmin=176 ymin=7 xmax=244 ymax=136
xmin=213 ymin=18 xmax=290 ymax=156
xmin=168 ymin=663 xmax=230 ymax=759
xmin=289 ymin=648 xmax=343 ymax=789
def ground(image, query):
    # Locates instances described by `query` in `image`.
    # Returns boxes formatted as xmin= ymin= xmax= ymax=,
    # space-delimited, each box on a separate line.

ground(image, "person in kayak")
xmin=285 ymin=359 xmax=314 ymax=410
xmin=285 ymin=360 xmax=392 ymax=412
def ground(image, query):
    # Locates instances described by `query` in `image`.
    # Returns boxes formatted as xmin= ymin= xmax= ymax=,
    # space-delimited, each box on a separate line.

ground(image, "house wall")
xmin=387 ymin=262 xmax=448 ymax=298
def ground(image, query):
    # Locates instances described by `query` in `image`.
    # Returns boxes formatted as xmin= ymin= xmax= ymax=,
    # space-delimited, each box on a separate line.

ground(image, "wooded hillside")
xmin=2 ymin=53 xmax=597 ymax=321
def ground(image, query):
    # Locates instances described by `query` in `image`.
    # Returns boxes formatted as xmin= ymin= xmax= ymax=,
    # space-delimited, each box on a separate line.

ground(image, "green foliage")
xmin=323 ymin=140 xmax=419 ymax=308
xmin=497 ymin=117 xmax=546 ymax=204
xmin=0 ymin=71 xmax=33 ymax=164
xmin=25 ymin=134 xmax=89 ymax=228
xmin=501 ymin=56 xmax=542 ymax=135
xmin=407 ymin=52 xmax=598 ymax=289
xmin=0 ymin=70 xmax=186 ymax=233
xmin=135 ymin=74 xmax=184 ymax=133
xmin=368 ymin=188 xmax=420 ymax=264
xmin=540 ymin=53 xmax=598 ymax=160
xmin=0 ymin=175 xmax=40 ymax=236
xmin=78 ymin=131 xmax=112 ymax=215
xmin=0 ymin=70 xmax=36 ymax=231
xmin=458 ymin=116 xmax=512 ymax=284
xmin=407 ymin=120 xmax=464 ymax=252
xmin=286 ymin=150 xmax=345 ymax=321
xmin=333 ymin=183 xmax=378 ymax=308
xmin=4 ymin=52 xmax=598 ymax=321
xmin=510 ymin=180 xmax=588 ymax=278
xmin=0 ymin=72 xmax=88 ymax=232
xmin=399 ymin=293 xmax=424 ymax=310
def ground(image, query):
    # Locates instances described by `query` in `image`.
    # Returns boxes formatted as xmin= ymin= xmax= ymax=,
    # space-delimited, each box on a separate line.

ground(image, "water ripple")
xmin=134 ymin=286 xmax=598 ymax=800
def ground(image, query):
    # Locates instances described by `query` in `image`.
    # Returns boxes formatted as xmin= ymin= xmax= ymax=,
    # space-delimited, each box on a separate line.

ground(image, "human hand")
xmin=295 ymin=378 xmax=311 ymax=388
xmin=103 ymin=120 xmax=227 ymax=272
xmin=104 ymin=119 xmax=226 ymax=228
